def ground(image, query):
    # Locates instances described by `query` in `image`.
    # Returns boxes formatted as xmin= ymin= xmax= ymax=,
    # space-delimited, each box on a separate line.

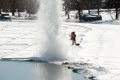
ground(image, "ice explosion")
xmin=37 ymin=0 xmax=66 ymax=60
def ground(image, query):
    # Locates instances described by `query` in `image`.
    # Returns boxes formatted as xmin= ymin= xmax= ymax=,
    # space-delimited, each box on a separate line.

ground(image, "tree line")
xmin=0 ymin=0 xmax=119 ymax=19
xmin=63 ymin=0 xmax=120 ymax=19
xmin=0 ymin=0 xmax=39 ymax=16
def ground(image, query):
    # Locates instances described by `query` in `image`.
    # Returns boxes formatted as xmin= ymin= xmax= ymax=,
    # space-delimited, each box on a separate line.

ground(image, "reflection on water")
xmin=0 ymin=61 xmax=88 ymax=80
xmin=35 ymin=63 xmax=71 ymax=80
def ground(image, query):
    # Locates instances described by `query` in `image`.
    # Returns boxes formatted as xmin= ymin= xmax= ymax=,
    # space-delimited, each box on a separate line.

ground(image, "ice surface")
xmin=0 ymin=20 xmax=120 ymax=80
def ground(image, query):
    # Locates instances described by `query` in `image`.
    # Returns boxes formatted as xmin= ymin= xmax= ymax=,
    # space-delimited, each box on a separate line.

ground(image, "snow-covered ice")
xmin=0 ymin=21 xmax=38 ymax=58
xmin=0 ymin=19 xmax=120 ymax=80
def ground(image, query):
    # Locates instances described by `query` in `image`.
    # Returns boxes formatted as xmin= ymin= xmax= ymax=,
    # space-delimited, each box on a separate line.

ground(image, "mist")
xmin=36 ymin=0 xmax=67 ymax=60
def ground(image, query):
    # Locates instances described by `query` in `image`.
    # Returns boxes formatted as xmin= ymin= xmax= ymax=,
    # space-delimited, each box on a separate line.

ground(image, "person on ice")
xmin=70 ymin=31 xmax=76 ymax=45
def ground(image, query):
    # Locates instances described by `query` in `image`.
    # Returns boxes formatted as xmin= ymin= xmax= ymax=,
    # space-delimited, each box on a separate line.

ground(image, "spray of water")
xmin=36 ymin=0 xmax=67 ymax=60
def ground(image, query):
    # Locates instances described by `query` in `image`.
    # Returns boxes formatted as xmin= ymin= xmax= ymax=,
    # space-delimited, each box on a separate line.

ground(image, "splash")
xmin=36 ymin=0 xmax=66 ymax=60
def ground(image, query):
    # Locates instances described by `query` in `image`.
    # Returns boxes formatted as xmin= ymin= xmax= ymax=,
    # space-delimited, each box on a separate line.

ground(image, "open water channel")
xmin=0 ymin=61 xmax=90 ymax=80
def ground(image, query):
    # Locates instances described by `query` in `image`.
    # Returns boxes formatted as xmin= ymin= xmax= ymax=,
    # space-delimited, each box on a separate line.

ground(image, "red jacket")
xmin=70 ymin=33 xmax=76 ymax=40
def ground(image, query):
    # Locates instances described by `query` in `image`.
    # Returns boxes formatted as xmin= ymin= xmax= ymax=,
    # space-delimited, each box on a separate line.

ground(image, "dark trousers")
xmin=72 ymin=40 xmax=76 ymax=45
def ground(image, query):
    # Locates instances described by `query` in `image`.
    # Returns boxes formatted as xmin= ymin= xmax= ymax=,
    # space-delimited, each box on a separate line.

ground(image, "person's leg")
xmin=73 ymin=40 xmax=76 ymax=45
xmin=74 ymin=40 xmax=76 ymax=45
xmin=72 ymin=40 xmax=74 ymax=45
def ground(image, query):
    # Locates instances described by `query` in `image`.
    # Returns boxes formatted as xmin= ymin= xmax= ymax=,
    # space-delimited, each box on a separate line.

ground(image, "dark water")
xmin=0 ymin=61 xmax=89 ymax=80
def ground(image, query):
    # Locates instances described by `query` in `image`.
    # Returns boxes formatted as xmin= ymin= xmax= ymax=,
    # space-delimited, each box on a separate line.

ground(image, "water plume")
xmin=36 ymin=0 xmax=66 ymax=60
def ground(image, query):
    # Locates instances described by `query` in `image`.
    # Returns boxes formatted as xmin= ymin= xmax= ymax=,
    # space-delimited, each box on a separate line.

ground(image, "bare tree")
xmin=115 ymin=0 xmax=119 ymax=19
xmin=97 ymin=0 xmax=100 ymax=15
xmin=106 ymin=0 xmax=120 ymax=19
xmin=63 ymin=0 xmax=71 ymax=19
xmin=90 ymin=0 xmax=102 ymax=15
xmin=0 ymin=0 xmax=2 ymax=14
xmin=63 ymin=0 xmax=84 ymax=19
xmin=24 ymin=0 xmax=38 ymax=16
xmin=9 ymin=0 xmax=17 ymax=16
xmin=82 ymin=0 xmax=91 ymax=14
